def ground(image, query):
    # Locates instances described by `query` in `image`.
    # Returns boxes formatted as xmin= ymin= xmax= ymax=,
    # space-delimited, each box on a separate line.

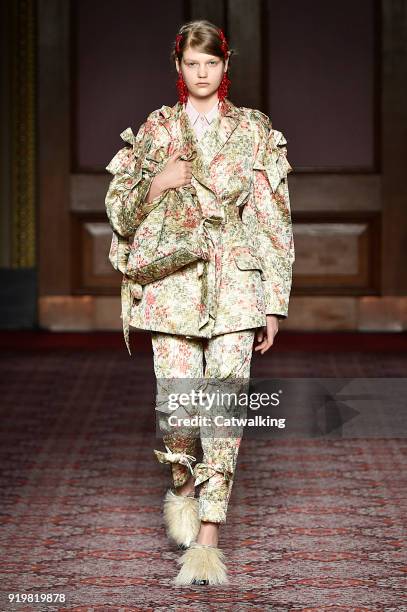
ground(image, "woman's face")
xmin=176 ymin=46 xmax=229 ymax=101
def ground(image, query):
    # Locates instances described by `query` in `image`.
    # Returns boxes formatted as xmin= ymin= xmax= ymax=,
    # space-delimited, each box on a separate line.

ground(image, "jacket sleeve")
xmin=250 ymin=113 xmax=295 ymax=318
xmin=104 ymin=121 xmax=168 ymax=239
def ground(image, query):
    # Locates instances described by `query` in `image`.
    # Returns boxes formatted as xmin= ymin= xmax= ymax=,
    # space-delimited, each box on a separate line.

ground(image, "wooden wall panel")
xmin=381 ymin=0 xmax=407 ymax=294
xmin=71 ymin=0 xmax=186 ymax=173
xmin=263 ymin=0 xmax=378 ymax=172
xmin=293 ymin=214 xmax=381 ymax=293
xmin=71 ymin=215 xmax=118 ymax=294
xmin=38 ymin=0 xmax=71 ymax=295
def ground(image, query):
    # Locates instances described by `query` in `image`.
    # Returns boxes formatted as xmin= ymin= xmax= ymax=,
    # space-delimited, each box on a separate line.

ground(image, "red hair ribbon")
xmin=218 ymin=28 xmax=229 ymax=59
xmin=175 ymin=33 xmax=183 ymax=55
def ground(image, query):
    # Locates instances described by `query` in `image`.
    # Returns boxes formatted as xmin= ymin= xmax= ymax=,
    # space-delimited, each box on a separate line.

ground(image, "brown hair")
xmin=170 ymin=19 xmax=236 ymax=65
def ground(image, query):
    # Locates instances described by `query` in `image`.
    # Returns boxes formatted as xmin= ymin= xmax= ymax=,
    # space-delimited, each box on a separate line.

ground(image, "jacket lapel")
xmin=200 ymin=98 xmax=242 ymax=166
xmin=159 ymin=99 xmax=242 ymax=196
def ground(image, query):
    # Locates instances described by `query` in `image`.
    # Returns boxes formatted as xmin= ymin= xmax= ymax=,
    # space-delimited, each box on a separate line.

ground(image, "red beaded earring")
xmin=218 ymin=72 xmax=231 ymax=102
xmin=176 ymin=71 xmax=189 ymax=104
xmin=175 ymin=33 xmax=189 ymax=104
xmin=217 ymin=29 xmax=231 ymax=103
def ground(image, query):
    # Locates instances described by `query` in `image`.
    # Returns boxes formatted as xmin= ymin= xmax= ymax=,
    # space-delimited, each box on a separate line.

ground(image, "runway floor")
xmin=0 ymin=332 xmax=406 ymax=610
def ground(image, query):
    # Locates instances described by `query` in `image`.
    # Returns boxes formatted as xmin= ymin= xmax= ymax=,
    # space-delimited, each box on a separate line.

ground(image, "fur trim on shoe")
xmin=173 ymin=542 xmax=228 ymax=585
xmin=163 ymin=489 xmax=200 ymax=548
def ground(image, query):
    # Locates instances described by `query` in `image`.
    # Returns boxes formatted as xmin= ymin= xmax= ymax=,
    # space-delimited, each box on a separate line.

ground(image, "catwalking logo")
xmin=168 ymin=413 xmax=286 ymax=428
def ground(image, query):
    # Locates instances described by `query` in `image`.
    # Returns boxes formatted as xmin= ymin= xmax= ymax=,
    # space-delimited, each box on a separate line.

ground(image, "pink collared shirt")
xmin=184 ymin=98 xmax=219 ymax=140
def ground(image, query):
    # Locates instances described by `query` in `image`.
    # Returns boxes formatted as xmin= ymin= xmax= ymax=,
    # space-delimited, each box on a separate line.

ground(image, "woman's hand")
xmin=160 ymin=149 xmax=193 ymax=189
xmin=146 ymin=150 xmax=192 ymax=203
xmin=158 ymin=149 xmax=193 ymax=188
xmin=254 ymin=315 xmax=279 ymax=354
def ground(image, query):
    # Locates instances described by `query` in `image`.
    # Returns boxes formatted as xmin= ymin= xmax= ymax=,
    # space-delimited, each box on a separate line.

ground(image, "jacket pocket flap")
xmin=232 ymin=246 xmax=266 ymax=280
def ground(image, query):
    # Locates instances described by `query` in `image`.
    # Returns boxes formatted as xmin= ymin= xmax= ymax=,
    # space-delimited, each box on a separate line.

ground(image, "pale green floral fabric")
xmin=105 ymin=98 xmax=295 ymax=355
xmin=151 ymin=329 xmax=255 ymax=524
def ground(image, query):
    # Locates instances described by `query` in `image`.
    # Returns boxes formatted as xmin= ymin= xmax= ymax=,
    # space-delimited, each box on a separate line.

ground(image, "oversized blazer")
xmin=105 ymin=97 xmax=295 ymax=355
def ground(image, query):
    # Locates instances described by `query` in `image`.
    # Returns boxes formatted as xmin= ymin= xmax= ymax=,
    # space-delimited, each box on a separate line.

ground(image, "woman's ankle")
xmin=196 ymin=521 xmax=220 ymax=547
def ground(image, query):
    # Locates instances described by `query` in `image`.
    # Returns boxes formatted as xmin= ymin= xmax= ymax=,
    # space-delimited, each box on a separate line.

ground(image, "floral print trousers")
xmin=151 ymin=329 xmax=256 ymax=524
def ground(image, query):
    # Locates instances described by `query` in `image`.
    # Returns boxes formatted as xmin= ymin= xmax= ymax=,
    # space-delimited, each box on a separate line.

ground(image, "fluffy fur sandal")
xmin=173 ymin=542 xmax=228 ymax=586
xmin=163 ymin=489 xmax=200 ymax=548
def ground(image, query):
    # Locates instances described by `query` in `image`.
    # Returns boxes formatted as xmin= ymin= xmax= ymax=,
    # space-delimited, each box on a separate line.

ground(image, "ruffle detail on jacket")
xmin=108 ymin=231 xmax=130 ymax=275
xmin=106 ymin=126 xmax=164 ymax=176
xmin=106 ymin=129 xmax=133 ymax=169
xmin=154 ymin=445 xmax=197 ymax=475
xmin=193 ymin=460 xmax=234 ymax=487
xmin=253 ymin=128 xmax=293 ymax=193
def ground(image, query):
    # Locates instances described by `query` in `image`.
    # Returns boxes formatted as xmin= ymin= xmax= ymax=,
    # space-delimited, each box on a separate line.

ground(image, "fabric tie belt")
xmin=195 ymin=214 xmax=225 ymax=332
xmin=121 ymin=275 xmax=139 ymax=356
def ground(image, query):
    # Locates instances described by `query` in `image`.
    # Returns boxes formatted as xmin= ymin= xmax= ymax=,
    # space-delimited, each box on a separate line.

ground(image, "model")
xmin=104 ymin=19 xmax=295 ymax=586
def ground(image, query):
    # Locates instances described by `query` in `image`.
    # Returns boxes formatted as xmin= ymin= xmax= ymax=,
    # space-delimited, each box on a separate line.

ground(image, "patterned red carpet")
xmin=1 ymin=334 xmax=406 ymax=611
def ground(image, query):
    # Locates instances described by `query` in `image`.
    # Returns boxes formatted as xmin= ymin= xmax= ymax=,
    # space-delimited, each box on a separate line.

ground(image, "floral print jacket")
xmin=105 ymin=98 xmax=295 ymax=355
